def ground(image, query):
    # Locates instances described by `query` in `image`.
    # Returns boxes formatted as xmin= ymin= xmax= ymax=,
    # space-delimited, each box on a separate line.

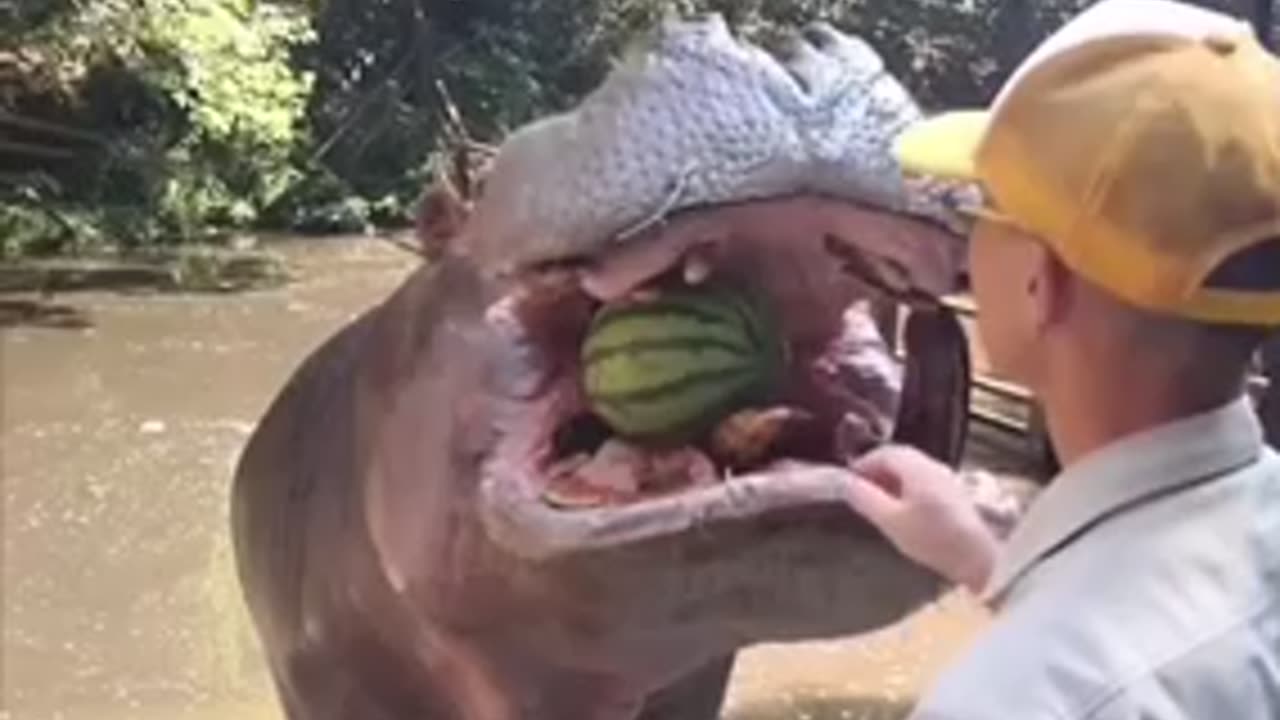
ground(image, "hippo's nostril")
xmin=755 ymin=29 xmax=802 ymax=61
xmin=772 ymin=32 xmax=824 ymax=93
xmin=801 ymin=23 xmax=840 ymax=51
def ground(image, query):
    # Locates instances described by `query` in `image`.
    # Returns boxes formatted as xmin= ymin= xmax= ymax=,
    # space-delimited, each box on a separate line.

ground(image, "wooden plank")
xmin=970 ymin=405 xmax=1030 ymax=435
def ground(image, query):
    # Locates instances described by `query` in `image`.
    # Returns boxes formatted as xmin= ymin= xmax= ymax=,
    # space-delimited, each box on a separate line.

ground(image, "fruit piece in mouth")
xmin=580 ymin=282 xmax=789 ymax=448
xmin=487 ymin=220 xmax=913 ymax=513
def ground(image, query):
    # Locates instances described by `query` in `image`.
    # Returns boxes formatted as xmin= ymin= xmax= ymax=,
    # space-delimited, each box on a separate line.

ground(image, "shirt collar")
xmin=983 ymin=395 xmax=1264 ymax=605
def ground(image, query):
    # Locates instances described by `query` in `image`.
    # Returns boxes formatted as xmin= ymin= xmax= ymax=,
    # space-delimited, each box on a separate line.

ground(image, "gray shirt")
xmin=913 ymin=396 xmax=1280 ymax=719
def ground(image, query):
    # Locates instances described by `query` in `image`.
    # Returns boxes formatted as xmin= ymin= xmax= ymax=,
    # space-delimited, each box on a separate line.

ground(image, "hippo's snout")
xmin=459 ymin=13 xmax=977 ymax=279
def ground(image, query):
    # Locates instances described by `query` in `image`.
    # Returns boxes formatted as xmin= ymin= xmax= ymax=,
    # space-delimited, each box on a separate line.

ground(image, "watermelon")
xmin=581 ymin=284 xmax=787 ymax=445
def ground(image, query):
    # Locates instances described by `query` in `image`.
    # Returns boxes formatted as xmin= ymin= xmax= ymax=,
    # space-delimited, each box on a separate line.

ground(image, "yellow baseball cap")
xmin=894 ymin=0 xmax=1280 ymax=326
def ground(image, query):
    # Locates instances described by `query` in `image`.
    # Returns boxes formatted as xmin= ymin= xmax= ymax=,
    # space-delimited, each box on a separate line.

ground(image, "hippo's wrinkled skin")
xmin=231 ymin=16 xmax=1003 ymax=720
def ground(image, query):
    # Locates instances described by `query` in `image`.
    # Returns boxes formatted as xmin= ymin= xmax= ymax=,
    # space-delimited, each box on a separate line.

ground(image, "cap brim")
xmin=893 ymin=110 xmax=991 ymax=180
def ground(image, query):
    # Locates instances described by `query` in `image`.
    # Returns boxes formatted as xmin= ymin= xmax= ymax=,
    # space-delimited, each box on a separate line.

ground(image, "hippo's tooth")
xmin=580 ymin=231 xmax=727 ymax=302
xmin=682 ymin=248 xmax=713 ymax=285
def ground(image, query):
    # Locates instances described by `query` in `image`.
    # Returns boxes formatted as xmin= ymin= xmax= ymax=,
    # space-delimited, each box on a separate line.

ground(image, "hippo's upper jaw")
xmin=459 ymin=13 xmax=977 ymax=279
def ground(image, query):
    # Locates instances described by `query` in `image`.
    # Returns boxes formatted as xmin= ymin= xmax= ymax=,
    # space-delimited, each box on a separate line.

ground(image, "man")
xmin=842 ymin=0 xmax=1280 ymax=717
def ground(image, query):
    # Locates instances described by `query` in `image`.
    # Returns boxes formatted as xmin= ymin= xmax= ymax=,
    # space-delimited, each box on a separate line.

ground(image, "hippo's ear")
xmin=415 ymin=140 xmax=500 ymax=261
xmin=415 ymin=172 xmax=471 ymax=261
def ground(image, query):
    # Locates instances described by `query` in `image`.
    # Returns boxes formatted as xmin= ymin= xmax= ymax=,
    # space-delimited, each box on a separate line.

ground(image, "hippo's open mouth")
xmin=458 ymin=15 xmax=989 ymax=559
xmin=477 ymin=196 xmax=967 ymax=559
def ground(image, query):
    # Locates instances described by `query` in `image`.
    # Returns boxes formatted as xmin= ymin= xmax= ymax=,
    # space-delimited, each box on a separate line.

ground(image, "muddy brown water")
xmin=2 ymin=236 xmax=1035 ymax=720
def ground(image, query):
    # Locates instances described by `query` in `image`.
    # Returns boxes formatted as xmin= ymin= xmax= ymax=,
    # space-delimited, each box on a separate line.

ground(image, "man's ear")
xmin=1027 ymin=243 xmax=1073 ymax=335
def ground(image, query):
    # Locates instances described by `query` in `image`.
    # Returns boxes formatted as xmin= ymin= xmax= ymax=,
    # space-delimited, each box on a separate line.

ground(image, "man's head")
xmin=893 ymin=0 xmax=1280 ymax=404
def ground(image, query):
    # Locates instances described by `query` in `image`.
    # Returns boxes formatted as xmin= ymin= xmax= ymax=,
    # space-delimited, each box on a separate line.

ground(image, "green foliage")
xmin=2 ymin=0 xmax=313 ymax=256
xmin=0 ymin=194 xmax=73 ymax=258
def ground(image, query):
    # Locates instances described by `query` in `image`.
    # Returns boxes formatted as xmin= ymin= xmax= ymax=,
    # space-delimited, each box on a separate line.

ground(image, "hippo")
xmin=231 ymin=16 xmax=1009 ymax=720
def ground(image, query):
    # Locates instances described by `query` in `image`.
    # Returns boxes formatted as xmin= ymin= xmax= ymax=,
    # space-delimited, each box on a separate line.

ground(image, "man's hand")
xmin=844 ymin=445 xmax=999 ymax=595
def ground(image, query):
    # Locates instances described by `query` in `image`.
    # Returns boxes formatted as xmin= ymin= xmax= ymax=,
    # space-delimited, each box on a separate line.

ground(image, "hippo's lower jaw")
xmin=469 ymin=196 xmax=968 ymax=563
xmin=479 ymin=321 xmax=897 ymax=563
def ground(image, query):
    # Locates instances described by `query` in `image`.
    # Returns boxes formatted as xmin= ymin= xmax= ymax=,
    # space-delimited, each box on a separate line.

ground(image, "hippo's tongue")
xmin=540 ymin=402 xmax=889 ymax=511
xmin=542 ymin=441 xmax=721 ymax=509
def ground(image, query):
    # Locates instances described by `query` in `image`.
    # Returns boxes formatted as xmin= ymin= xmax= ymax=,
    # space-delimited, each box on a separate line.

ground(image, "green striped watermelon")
xmin=581 ymin=284 xmax=787 ymax=445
